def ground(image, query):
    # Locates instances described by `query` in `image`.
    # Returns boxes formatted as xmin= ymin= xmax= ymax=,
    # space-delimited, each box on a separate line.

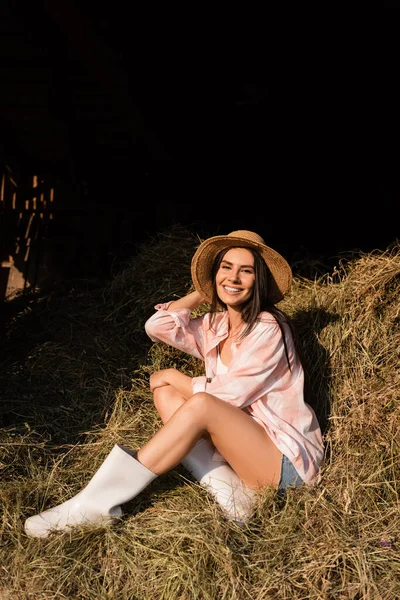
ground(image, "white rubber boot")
xmin=24 ymin=444 xmax=157 ymax=538
xmin=181 ymin=438 xmax=256 ymax=524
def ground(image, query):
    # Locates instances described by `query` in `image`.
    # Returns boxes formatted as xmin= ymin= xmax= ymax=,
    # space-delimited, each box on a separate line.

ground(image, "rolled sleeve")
xmin=144 ymin=303 xmax=204 ymax=360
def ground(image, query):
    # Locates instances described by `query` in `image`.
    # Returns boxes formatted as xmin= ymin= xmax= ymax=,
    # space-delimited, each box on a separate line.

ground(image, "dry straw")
xmin=0 ymin=224 xmax=399 ymax=600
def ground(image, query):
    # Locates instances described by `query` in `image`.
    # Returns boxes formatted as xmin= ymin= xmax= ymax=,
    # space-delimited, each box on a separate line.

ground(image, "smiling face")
xmin=215 ymin=247 xmax=256 ymax=308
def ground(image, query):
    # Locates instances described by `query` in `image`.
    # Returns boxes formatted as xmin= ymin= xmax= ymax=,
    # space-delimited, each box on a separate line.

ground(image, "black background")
xmin=0 ymin=1 xmax=396 ymax=278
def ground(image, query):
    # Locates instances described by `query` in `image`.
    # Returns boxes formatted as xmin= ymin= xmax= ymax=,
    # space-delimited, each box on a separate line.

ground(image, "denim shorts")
xmin=277 ymin=454 xmax=303 ymax=494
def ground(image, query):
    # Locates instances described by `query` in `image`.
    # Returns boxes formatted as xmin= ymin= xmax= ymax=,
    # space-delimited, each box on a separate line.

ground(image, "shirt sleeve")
xmin=144 ymin=302 xmax=205 ymax=361
xmin=205 ymin=320 xmax=297 ymax=409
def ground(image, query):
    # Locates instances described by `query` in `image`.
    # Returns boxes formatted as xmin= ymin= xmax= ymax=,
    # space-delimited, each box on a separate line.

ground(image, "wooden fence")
xmin=0 ymin=165 xmax=55 ymax=299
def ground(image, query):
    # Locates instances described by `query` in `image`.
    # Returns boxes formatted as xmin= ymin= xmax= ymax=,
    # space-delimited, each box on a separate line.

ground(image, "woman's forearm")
xmin=167 ymin=370 xmax=193 ymax=398
xmin=166 ymin=290 xmax=207 ymax=312
xmin=150 ymin=368 xmax=193 ymax=399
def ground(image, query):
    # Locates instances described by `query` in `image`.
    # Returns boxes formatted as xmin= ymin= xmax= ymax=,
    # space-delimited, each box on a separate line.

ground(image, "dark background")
xmin=0 ymin=1 xmax=396 ymax=284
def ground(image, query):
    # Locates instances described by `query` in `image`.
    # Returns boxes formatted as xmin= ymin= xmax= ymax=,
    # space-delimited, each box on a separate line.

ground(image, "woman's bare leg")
xmin=153 ymin=384 xmax=187 ymax=424
xmin=138 ymin=392 xmax=282 ymax=490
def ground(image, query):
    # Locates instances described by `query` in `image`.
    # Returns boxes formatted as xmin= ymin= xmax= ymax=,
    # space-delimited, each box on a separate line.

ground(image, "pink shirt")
xmin=145 ymin=302 xmax=324 ymax=484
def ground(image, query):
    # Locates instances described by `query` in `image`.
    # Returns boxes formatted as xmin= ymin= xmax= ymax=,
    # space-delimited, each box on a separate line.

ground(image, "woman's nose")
xmin=228 ymin=270 xmax=240 ymax=281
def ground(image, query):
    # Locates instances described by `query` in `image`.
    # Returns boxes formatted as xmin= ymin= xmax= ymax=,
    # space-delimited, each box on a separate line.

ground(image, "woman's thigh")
xmin=191 ymin=393 xmax=283 ymax=491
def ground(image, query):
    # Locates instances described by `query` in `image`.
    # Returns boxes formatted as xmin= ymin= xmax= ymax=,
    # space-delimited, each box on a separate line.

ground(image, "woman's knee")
xmin=153 ymin=384 xmax=188 ymax=423
xmin=184 ymin=392 xmax=215 ymax=422
xmin=153 ymin=384 xmax=174 ymax=412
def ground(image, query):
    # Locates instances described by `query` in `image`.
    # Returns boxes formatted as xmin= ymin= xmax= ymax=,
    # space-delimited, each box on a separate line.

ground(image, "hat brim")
xmin=191 ymin=234 xmax=292 ymax=305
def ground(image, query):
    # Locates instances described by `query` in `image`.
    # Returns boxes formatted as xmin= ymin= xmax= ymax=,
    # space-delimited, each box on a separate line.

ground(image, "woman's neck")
xmin=227 ymin=308 xmax=244 ymax=339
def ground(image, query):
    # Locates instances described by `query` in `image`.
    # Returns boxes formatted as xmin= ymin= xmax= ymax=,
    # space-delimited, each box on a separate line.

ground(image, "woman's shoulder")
xmin=197 ymin=309 xmax=228 ymax=335
xmin=201 ymin=309 xmax=227 ymax=322
xmin=251 ymin=310 xmax=291 ymax=340
xmin=257 ymin=310 xmax=280 ymax=326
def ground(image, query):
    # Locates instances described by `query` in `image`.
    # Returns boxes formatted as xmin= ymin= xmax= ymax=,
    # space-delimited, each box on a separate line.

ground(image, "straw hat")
xmin=191 ymin=230 xmax=292 ymax=304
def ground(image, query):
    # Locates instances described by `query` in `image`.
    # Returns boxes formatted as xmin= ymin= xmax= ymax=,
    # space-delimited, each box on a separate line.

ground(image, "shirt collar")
xmin=212 ymin=310 xmax=230 ymax=338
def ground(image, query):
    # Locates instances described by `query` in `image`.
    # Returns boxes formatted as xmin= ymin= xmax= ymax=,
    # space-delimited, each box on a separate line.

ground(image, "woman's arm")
xmin=144 ymin=290 xmax=208 ymax=361
xmin=166 ymin=290 xmax=207 ymax=312
xmin=150 ymin=368 xmax=193 ymax=399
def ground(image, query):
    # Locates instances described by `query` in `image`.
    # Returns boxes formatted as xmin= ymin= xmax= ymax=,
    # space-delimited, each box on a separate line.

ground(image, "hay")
xmin=0 ymin=225 xmax=399 ymax=599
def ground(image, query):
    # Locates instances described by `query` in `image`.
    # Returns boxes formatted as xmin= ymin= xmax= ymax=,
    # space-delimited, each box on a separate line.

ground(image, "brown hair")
xmin=208 ymin=247 xmax=299 ymax=371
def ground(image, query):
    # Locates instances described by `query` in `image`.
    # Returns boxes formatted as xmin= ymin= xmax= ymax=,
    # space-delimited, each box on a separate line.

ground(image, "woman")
xmin=25 ymin=230 xmax=324 ymax=538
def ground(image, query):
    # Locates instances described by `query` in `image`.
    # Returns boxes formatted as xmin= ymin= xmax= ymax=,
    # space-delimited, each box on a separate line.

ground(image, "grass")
xmin=0 ymin=224 xmax=399 ymax=599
